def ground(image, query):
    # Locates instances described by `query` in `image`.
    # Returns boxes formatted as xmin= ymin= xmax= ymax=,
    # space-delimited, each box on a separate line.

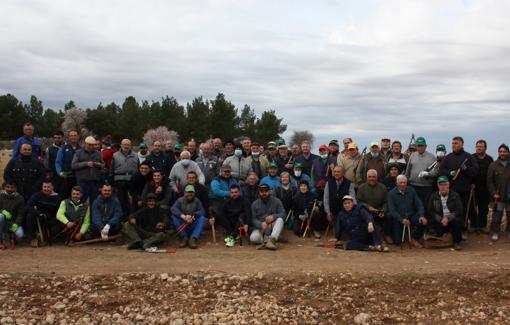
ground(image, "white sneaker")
xmin=491 ymin=233 xmax=499 ymax=241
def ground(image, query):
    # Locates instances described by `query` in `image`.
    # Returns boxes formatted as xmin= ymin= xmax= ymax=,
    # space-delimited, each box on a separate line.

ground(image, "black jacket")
xmin=221 ymin=197 xmax=251 ymax=225
xmin=4 ymin=155 xmax=45 ymax=200
xmin=132 ymin=206 xmax=169 ymax=232
xmin=427 ymin=190 xmax=464 ymax=223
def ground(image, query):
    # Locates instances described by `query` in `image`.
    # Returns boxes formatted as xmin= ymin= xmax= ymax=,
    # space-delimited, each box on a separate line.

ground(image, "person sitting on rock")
xmin=123 ymin=193 xmax=169 ymax=250
xmin=337 ymin=195 xmax=388 ymax=252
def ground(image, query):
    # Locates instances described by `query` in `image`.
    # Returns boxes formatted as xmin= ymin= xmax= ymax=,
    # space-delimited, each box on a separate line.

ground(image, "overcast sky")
xmin=1 ymin=0 xmax=509 ymax=154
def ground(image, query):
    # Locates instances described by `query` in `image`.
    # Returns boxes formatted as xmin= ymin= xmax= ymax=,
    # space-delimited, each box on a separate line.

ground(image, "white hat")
xmin=84 ymin=136 xmax=97 ymax=144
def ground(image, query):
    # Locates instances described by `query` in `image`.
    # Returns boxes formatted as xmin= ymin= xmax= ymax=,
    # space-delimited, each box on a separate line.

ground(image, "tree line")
xmin=0 ymin=93 xmax=288 ymax=145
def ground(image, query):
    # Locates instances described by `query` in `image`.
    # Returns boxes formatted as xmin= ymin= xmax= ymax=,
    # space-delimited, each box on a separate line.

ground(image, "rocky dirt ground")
xmin=1 ymin=231 xmax=510 ymax=324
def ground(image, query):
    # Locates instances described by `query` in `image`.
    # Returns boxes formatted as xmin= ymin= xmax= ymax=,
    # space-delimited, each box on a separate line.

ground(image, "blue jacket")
xmin=339 ymin=205 xmax=374 ymax=234
xmin=91 ymin=195 xmax=123 ymax=230
xmin=388 ymin=186 xmax=424 ymax=223
xmin=291 ymin=174 xmax=315 ymax=193
xmin=209 ymin=177 xmax=240 ymax=200
xmin=13 ymin=135 xmax=42 ymax=159
xmin=259 ymin=175 xmax=281 ymax=189
xmin=56 ymin=143 xmax=81 ymax=176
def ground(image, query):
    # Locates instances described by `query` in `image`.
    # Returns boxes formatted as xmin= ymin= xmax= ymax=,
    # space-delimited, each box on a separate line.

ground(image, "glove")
xmin=1 ymin=210 xmax=13 ymax=220
xmin=9 ymin=223 xmax=18 ymax=233
xmin=101 ymin=224 xmax=111 ymax=239
xmin=298 ymin=214 xmax=307 ymax=221
xmin=449 ymin=170 xmax=456 ymax=177
xmin=418 ymin=171 xmax=429 ymax=178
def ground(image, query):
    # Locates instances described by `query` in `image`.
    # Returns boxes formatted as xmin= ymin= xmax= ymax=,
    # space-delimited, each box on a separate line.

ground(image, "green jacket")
xmin=56 ymin=199 xmax=90 ymax=235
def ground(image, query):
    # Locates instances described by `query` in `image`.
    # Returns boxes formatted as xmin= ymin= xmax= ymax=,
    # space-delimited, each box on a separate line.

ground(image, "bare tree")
xmin=290 ymin=130 xmax=315 ymax=147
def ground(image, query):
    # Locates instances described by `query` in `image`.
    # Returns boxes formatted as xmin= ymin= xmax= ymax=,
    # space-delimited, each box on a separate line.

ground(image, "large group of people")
xmin=1 ymin=122 xmax=509 ymax=252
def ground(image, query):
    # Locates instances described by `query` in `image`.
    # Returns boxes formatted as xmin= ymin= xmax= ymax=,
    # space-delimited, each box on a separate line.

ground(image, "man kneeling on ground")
xmin=171 ymin=184 xmax=211 ymax=249
xmin=123 ymin=193 xmax=169 ymax=249
xmin=218 ymin=185 xmax=251 ymax=247
xmin=427 ymin=176 xmax=464 ymax=250
xmin=56 ymin=186 xmax=90 ymax=242
xmin=26 ymin=180 xmax=61 ymax=247
xmin=250 ymin=184 xmax=285 ymax=250
xmin=337 ymin=195 xmax=388 ymax=252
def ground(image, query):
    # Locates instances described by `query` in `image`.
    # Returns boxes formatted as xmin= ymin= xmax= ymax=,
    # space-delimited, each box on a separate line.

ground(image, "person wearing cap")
xmin=100 ymin=136 xmax=117 ymax=172
xmin=486 ymin=144 xmax=510 ymax=241
xmin=241 ymin=172 xmax=260 ymax=206
xmin=294 ymin=140 xmax=318 ymax=177
xmin=357 ymin=169 xmax=390 ymax=243
xmin=246 ymin=142 xmax=269 ymax=180
xmin=336 ymin=195 xmax=388 ymax=252
xmin=275 ymin=140 xmax=294 ymax=175
xmin=123 ymin=193 xmax=169 ymax=250
xmin=0 ymin=181 xmax=26 ymax=248
xmin=265 ymin=141 xmax=278 ymax=163
xmin=388 ymin=175 xmax=427 ymax=248
xmin=291 ymin=162 xmax=315 ymax=193
xmin=380 ymin=137 xmax=391 ymax=161
xmin=3 ymin=143 xmax=45 ymax=201
xmin=311 ymin=144 xmax=336 ymax=192
xmin=71 ymin=136 xmax=105 ymax=203
xmin=471 ymin=140 xmax=493 ymax=233
xmin=439 ymin=136 xmax=479 ymax=231
xmin=259 ymin=162 xmax=281 ymax=190
xmin=340 ymin=138 xmax=353 ymax=160
xmin=222 ymin=140 xmax=236 ymax=162
xmin=274 ymin=171 xmax=298 ymax=216
xmin=145 ymin=141 xmax=174 ymax=177
xmin=405 ymin=143 xmax=417 ymax=157
xmin=218 ymin=184 xmax=251 ymax=247
xmin=338 ymin=142 xmax=362 ymax=189
xmin=222 ymin=145 xmax=252 ymax=183
xmin=249 ymin=183 xmax=286 ymax=250
xmin=355 ymin=141 xmax=385 ymax=185
xmin=169 ymin=151 xmax=205 ymax=192
xmin=405 ymin=136 xmax=438 ymax=213
xmin=111 ymin=139 xmax=139 ymax=218
xmin=210 ymin=164 xmax=241 ymax=200
xmin=173 ymin=143 xmax=184 ymax=161
xmin=56 ymin=186 xmax=91 ymax=242
xmin=196 ymin=142 xmax=220 ymax=186
xmin=55 ymin=130 xmax=81 ymax=196
xmin=137 ymin=142 xmax=149 ymax=164
xmin=142 ymin=170 xmax=175 ymax=212
xmin=430 ymin=144 xmax=447 ymax=191
xmin=324 ymin=165 xmax=356 ymax=233
xmin=129 ymin=162 xmax=152 ymax=213
xmin=387 ymin=141 xmax=407 ymax=173
xmin=88 ymin=183 xmax=123 ymax=240
xmin=181 ymin=171 xmax=210 ymax=215
xmin=427 ymin=176 xmax=464 ymax=250
xmin=328 ymin=140 xmax=340 ymax=161
xmin=171 ymin=184 xmax=209 ymax=249
xmin=292 ymin=179 xmax=317 ymax=237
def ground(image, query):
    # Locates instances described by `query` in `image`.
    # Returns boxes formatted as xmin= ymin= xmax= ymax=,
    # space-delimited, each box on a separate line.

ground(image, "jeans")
xmin=172 ymin=215 xmax=207 ymax=239
xmin=491 ymin=202 xmax=508 ymax=234
xmin=250 ymin=218 xmax=284 ymax=244
xmin=345 ymin=225 xmax=383 ymax=251
xmin=391 ymin=217 xmax=426 ymax=244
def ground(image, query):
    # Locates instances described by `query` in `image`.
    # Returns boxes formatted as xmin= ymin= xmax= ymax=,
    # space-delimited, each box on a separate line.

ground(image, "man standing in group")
xmin=111 ymin=139 xmax=139 ymax=218
xmin=146 ymin=141 xmax=175 ymax=177
xmin=339 ymin=138 xmax=353 ymax=160
xmin=324 ymin=166 xmax=356 ymax=237
xmin=294 ymin=141 xmax=318 ymax=177
xmin=56 ymin=130 xmax=81 ymax=196
xmin=3 ymin=143 xmax=45 ymax=201
xmin=169 ymin=151 xmax=205 ymax=192
xmin=246 ymin=142 xmax=269 ymax=180
xmin=356 ymin=141 xmax=385 ymax=185
xmin=44 ymin=131 xmax=64 ymax=189
xmin=137 ymin=143 xmax=150 ymax=164
xmin=338 ymin=143 xmax=361 ymax=190
xmin=13 ymin=123 xmax=42 ymax=159
xmin=471 ymin=140 xmax=493 ymax=233
xmin=71 ymin=136 xmax=105 ymax=203
xmin=486 ymin=144 xmax=510 ymax=241
xmin=405 ymin=137 xmax=437 ymax=213
xmin=196 ymin=142 xmax=219 ymax=187
xmin=223 ymin=146 xmax=252 ymax=183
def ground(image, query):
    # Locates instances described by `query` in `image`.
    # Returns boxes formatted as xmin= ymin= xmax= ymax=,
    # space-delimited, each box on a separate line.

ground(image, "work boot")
xmin=410 ymin=239 xmax=423 ymax=249
xmin=10 ymin=239 xmax=15 ymax=250
xmin=265 ymin=237 xmax=277 ymax=250
xmin=491 ymin=233 xmax=499 ymax=241
xmin=313 ymin=231 xmax=321 ymax=239
xmin=454 ymin=243 xmax=462 ymax=251
xmin=30 ymin=239 xmax=39 ymax=248
xmin=127 ymin=241 xmax=142 ymax=250
xmin=188 ymin=237 xmax=198 ymax=249
xmin=179 ymin=237 xmax=188 ymax=248
xmin=1 ymin=240 xmax=5 ymax=250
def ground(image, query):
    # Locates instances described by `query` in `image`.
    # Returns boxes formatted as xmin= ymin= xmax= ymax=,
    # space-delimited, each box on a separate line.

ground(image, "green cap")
xmin=267 ymin=141 xmax=277 ymax=150
xmin=184 ymin=184 xmax=195 ymax=192
xmin=293 ymin=162 xmax=303 ymax=169
xmin=437 ymin=176 xmax=449 ymax=184
xmin=415 ymin=137 xmax=426 ymax=146
xmin=275 ymin=138 xmax=286 ymax=146
xmin=174 ymin=143 xmax=184 ymax=150
xmin=268 ymin=162 xmax=278 ymax=169
xmin=370 ymin=141 xmax=379 ymax=148
xmin=139 ymin=143 xmax=148 ymax=149
xmin=436 ymin=144 xmax=446 ymax=151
